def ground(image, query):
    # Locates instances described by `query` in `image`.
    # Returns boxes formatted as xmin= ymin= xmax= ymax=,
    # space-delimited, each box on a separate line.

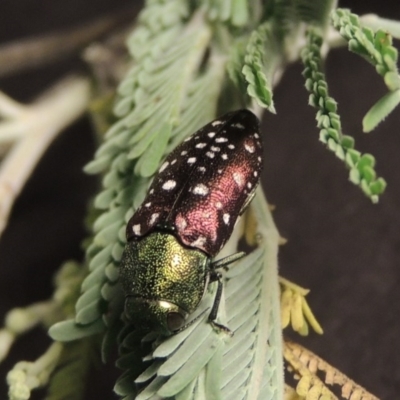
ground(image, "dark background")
xmin=0 ymin=1 xmax=399 ymax=399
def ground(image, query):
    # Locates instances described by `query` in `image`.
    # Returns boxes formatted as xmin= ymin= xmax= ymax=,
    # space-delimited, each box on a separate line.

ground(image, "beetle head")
xmin=120 ymin=232 xmax=209 ymax=335
xmin=125 ymin=297 xmax=188 ymax=335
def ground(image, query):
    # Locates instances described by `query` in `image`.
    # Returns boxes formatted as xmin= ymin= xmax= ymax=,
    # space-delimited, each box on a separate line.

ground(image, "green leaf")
xmin=370 ymin=177 xmax=387 ymax=195
xmin=203 ymin=0 xmax=250 ymax=27
xmin=363 ymin=90 xmax=400 ymax=132
xmin=75 ymin=284 xmax=102 ymax=311
xmin=49 ymin=319 xmax=105 ymax=342
xmin=341 ymin=135 xmax=354 ymax=149
xmin=81 ymin=262 xmax=107 ymax=292
xmin=332 ymin=8 xmax=400 ymax=95
xmin=361 ymin=14 xmax=400 ymax=40
xmin=88 ymin=244 xmax=113 ymax=271
xmin=138 ymin=122 xmax=171 ymax=177
xmin=231 ymin=0 xmax=249 ymax=27
xmin=94 ymin=188 xmax=116 ymax=210
xmin=242 ymin=23 xmax=278 ymax=113
xmin=75 ymin=300 xmax=102 ymax=324
xmin=84 ymin=156 xmax=112 ymax=174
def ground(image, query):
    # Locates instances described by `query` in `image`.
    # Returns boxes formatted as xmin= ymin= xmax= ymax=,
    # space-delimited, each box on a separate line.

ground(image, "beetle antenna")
xmin=174 ymin=308 xmax=209 ymax=334
xmin=210 ymin=251 xmax=246 ymax=271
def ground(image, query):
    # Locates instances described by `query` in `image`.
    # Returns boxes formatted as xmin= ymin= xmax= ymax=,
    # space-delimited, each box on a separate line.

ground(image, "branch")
xmin=0 ymin=302 xmax=57 ymax=363
xmin=0 ymin=75 xmax=91 ymax=239
xmin=0 ymin=7 xmax=137 ymax=78
xmin=7 ymin=342 xmax=63 ymax=400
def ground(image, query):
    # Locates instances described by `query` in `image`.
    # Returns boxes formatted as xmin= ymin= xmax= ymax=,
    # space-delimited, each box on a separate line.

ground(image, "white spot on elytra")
xmin=245 ymin=143 xmax=255 ymax=153
xmin=187 ymin=157 xmax=196 ymax=164
xmin=198 ymin=166 xmax=206 ymax=172
xmin=149 ymin=213 xmax=159 ymax=225
xmin=221 ymin=154 xmax=228 ymax=160
xmin=145 ymin=202 xmax=151 ymax=207
xmin=211 ymin=146 xmax=220 ymax=152
xmin=208 ymin=132 xmax=216 ymax=138
xmin=132 ymin=224 xmax=141 ymax=235
xmin=191 ymin=236 xmax=207 ymax=247
xmin=228 ymin=144 xmax=235 ymax=150
xmin=258 ymin=156 xmax=262 ymax=162
xmin=193 ymin=184 xmax=209 ymax=196
xmin=171 ymin=159 xmax=177 ymax=165
xmin=215 ymin=201 xmax=223 ymax=209
xmin=233 ymin=172 xmax=244 ymax=187
xmin=212 ymin=120 xmax=223 ymax=126
xmin=196 ymin=143 xmax=207 ymax=149
xmin=176 ymin=215 xmax=187 ymax=230
xmin=181 ymin=150 xmax=188 ymax=156
xmin=184 ymin=136 xmax=191 ymax=142
xmin=202 ymin=211 xmax=211 ymax=218
xmin=218 ymin=169 xmax=222 ymax=174
xmin=206 ymin=152 xmax=214 ymax=158
xmin=162 ymin=180 xmax=176 ymax=190
xmin=223 ymin=214 xmax=230 ymax=225
xmin=247 ymin=182 xmax=252 ymax=189
xmin=159 ymin=161 xmax=169 ymax=172
xmin=215 ymin=137 xmax=228 ymax=143
xmin=233 ymin=123 xmax=244 ymax=129
xmin=254 ymin=171 xmax=258 ymax=177
xmin=150 ymin=189 xmax=154 ymax=194
xmin=254 ymin=133 xmax=260 ymax=138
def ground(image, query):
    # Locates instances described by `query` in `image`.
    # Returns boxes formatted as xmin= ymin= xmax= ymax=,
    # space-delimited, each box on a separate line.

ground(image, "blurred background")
xmin=0 ymin=1 xmax=399 ymax=399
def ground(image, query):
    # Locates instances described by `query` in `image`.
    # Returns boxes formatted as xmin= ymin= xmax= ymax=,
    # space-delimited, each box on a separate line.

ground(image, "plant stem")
xmin=0 ymin=75 xmax=91 ymax=239
xmin=0 ymin=7 xmax=136 ymax=78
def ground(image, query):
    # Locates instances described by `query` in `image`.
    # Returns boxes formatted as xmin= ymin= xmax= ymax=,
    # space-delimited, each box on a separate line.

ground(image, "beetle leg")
xmin=174 ymin=308 xmax=209 ymax=334
xmin=210 ymin=251 xmax=246 ymax=271
xmin=208 ymin=272 xmax=233 ymax=335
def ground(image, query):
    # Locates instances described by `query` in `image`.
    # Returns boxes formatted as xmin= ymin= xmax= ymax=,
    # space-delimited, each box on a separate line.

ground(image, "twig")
xmin=0 ymin=6 xmax=137 ymax=78
xmin=0 ymin=75 xmax=91 ymax=238
xmin=0 ymin=301 xmax=57 ymax=363
xmin=7 ymin=342 xmax=63 ymax=399
xmin=0 ymin=92 xmax=26 ymax=119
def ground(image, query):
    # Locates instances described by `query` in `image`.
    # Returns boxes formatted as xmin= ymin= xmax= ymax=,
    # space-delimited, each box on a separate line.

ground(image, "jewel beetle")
xmin=120 ymin=109 xmax=263 ymax=335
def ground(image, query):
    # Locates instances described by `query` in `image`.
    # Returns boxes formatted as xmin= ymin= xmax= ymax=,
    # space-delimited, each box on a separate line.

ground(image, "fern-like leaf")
xmin=202 ymin=0 xmax=254 ymax=27
xmin=242 ymin=22 xmax=278 ymax=112
xmin=301 ymin=28 xmax=386 ymax=202
xmin=332 ymin=8 xmax=400 ymax=131
xmin=50 ymin=1 xmax=216 ymax=343
xmin=360 ymin=14 xmax=400 ymax=40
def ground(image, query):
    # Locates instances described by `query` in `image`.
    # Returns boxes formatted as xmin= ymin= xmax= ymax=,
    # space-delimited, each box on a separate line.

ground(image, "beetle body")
xmin=120 ymin=109 xmax=263 ymax=335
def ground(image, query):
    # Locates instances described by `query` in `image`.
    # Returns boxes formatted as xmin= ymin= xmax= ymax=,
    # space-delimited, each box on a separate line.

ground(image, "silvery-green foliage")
xmin=45 ymin=1 xmax=400 ymax=399
xmin=50 ymin=1 xmax=286 ymax=397
xmin=50 ymin=0 xmax=220 ymax=343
